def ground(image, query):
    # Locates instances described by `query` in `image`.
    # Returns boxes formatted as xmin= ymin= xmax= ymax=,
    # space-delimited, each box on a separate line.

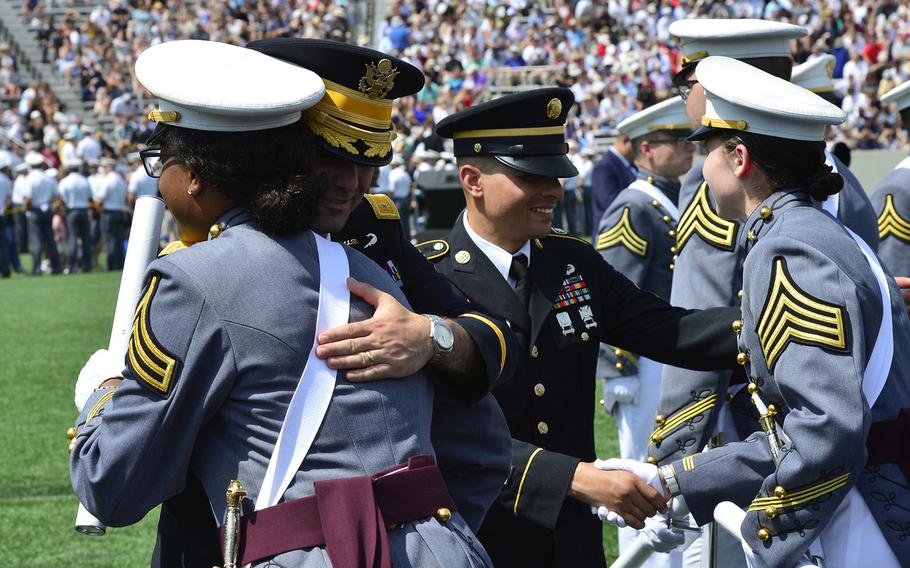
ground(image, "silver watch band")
xmin=660 ymin=464 xmax=681 ymax=497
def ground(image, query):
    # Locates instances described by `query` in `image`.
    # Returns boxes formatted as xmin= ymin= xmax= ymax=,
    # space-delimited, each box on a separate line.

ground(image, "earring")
xmin=186 ymin=187 xmax=194 ymax=196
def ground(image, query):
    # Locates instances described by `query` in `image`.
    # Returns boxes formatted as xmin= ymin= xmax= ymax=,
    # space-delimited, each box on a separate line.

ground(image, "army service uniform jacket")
xmin=670 ymin=191 xmax=910 ymax=567
xmin=651 ymin=160 xmax=879 ymax=467
xmin=425 ymin=215 xmax=740 ymax=567
xmin=871 ymin=156 xmax=910 ymax=276
xmin=151 ymin=198 xmax=517 ymax=567
xmin=71 ymin=220 xmax=494 ymax=568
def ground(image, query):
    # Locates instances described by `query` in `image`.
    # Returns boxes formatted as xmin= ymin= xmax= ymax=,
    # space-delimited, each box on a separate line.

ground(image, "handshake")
xmin=571 ymin=458 xmax=690 ymax=553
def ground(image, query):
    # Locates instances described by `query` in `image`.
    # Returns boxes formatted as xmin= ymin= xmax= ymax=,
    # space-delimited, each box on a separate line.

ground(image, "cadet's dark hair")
xmin=718 ymin=131 xmax=842 ymax=201
xmin=156 ymin=120 xmax=326 ymax=236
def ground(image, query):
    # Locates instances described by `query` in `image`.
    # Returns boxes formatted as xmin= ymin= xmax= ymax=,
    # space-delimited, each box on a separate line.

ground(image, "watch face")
xmin=435 ymin=322 xmax=455 ymax=351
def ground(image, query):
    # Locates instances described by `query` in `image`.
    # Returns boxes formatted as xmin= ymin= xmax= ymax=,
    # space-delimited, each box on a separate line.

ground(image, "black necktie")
xmin=510 ymin=253 xmax=530 ymax=309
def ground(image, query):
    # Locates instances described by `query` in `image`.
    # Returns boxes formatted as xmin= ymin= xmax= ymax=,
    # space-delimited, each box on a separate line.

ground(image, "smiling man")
xmin=426 ymin=88 xmax=744 ymax=567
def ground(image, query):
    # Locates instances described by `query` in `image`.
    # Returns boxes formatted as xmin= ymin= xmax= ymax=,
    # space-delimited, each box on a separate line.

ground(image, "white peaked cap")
xmin=136 ymin=40 xmax=325 ymax=133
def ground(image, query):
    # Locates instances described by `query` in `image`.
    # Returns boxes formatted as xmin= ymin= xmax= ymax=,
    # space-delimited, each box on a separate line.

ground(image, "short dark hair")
xmin=156 ymin=120 xmax=325 ymax=236
xmin=716 ymin=131 xmax=842 ymax=201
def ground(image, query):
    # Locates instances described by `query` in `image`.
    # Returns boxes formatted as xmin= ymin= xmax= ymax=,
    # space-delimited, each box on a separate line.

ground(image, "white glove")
xmin=640 ymin=513 xmax=686 ymax=552
xmin=602 ymin=376 xmax=639 ymax=410
xmin=593 ymin=505 xmax=627 ymax=527
xmin=75 ymin=349 xmax=125 ymax=411
xmin=593 ymin=457 xmax=665 ymax=497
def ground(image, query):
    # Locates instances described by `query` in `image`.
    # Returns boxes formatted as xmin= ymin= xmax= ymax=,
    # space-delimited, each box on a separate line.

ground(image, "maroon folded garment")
xmin=866 ymin=407 xmax=910 ymax=482
xmin=220 ymin=455 xmax=456 ymax=567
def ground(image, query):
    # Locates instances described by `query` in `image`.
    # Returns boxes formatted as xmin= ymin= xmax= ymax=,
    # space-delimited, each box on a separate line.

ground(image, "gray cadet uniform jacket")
xmin=70 ymin=220 xmax=491 ymax=567
xmin=596 ymin=169 xmax=679 ymax=302
xmin=871 ymin=157 xmax=910 ymax=276
xmin=650 ymin=157 xmax=879 ymax=465
xmin=669 ymin=190 xmax=910 ymax=567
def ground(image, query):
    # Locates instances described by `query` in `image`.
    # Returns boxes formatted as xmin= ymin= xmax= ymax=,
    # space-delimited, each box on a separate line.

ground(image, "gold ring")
xmin=359 ymin=351 xmax=369 ymax=367
xmin=364 ymin=350 xmax=376 ymax=366
xmin=350 ymin=338 xmax=356 ymax=354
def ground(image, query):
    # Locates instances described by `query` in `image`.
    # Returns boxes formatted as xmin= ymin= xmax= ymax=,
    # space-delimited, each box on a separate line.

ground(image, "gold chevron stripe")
xmin=676 ymin=182 xmax=736 ymax=252
xmin=596 ymin=208 xmax=648 ymax=256
xmin=748 ymin=473 xmax=850 ymax=511
xmin=877 ymin=194 xmax=910 ymax=242
xmin=649 ymin=394 xmax=718 ymax=444
xmin=757 ymin=257 xmax=846 ymax=371
xmin=127 ymin=275 xmax=179 ymax=395
xmin=682 ymin=456 xmax=695 ymax=472
xmin=86 ymin=389 xmax=117 ymax=422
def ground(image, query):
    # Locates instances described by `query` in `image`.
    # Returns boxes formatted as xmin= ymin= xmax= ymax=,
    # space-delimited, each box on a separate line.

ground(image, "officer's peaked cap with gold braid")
xmin=248 ymin=38 xmax=425 ymax=167
xmin=435 ymin=88 xmax=578 ymax=178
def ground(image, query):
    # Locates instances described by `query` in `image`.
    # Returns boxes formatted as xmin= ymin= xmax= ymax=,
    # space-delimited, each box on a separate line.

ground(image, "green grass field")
xmin=0 ymin=264 xmax=619 ymax=566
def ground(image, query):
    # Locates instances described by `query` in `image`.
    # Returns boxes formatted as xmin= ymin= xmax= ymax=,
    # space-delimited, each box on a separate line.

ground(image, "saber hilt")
xmin=222 ymin=479 xmax=246 ymax=568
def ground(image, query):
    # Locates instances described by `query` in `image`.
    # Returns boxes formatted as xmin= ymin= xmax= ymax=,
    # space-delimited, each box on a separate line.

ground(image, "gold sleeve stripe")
xmin=595 ymin=208 xmax=648 ymax=256
xmin=650 ymin=395 xmax=718 ymax=444
xmin=127 ymin=275 xmax=179 ymax=395
xmin=682 ymin=456 xmax=695 ymax=472
xmin=748 ymin=473 xmax=850 ymax=511
xmin=85 ymin=389 xmax=117 ymax=422
xmin=459 ymin=313 xmax=506 ymax=378
xmin=757 ymin=257 xmax=846 ymax=372
xmin=364 ymin=194 xmax=400 ymax=220
xmin=877 ymin=194 xmax=910 ymax=242
xmin=676 ymin=182 xmax=736 ymax=252
xmin=513 ymin=447 xmax=545 ymax=515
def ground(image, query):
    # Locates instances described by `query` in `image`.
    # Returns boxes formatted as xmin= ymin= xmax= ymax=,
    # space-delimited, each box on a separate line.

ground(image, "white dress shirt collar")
xmin=463 ymin=212 xmax=531 ymax=288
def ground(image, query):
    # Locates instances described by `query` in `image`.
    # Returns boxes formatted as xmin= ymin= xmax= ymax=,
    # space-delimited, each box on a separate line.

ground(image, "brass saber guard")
xmin=222 ymin=480 xmax=247 ymax=568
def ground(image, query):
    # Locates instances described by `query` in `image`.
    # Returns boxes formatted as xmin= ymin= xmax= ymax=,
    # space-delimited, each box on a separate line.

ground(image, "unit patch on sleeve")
xmin=757 ymin=256 xmax=847 ymax=372
xmin=675 ymin=182 xmax=737 ymax=252
xmin=595 ymin=207 xmax=648 ymax=256
xmin=128 ymin=274 xmax=180 ymax=395
xmin=877 ymin=194 xmax=910 ymax=243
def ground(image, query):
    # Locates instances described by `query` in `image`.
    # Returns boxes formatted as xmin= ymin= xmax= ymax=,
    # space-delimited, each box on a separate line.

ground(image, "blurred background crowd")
xmin=2 ymin=0 xmax=910 ymax=276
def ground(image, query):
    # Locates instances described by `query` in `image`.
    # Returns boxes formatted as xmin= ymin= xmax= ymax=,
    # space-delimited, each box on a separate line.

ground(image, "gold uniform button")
xmin=646 ymin=456 xmax=657 ymax=464
xmin=759 ymin=206 xmax=772 ymax=220
xmin=436 ymin=507 xmax=452 ymax=522
xmin=537 ymin=421 xmax=549 ymax=435
xmin=757 ymin=528 xmax=771 ymax=541
xmin=655 ymin=414 xmax=666 ymax=426
xmin=747 ymin=383 xmax=760 ymax=394
xmin=736 ymin=351 xmax=749 ymax=365
xmin=669 ymin=263 xmax=675 ymax=271
xmin=208 ymin=223 xmax=222 ymax=239
xmin=534 ymin=383 xmax=546 ymax=397
xmin=662 ymin=215 xmax=672 ymax=224
xmin=667 ymin=229 xmax=676 ymax=238
xmin=731 ymin=320 xmax=743 ymax=333
xmin=737 ymin=289 xmax=744 ymax=300
xmin=670 ymin=246 xmax=677 ymax=254
xmin=774 ymin=486 xmax=787 ymax=499
xmin=651 ymin=433 xmax=663 ymax=444
xmin=531 ymin=345 xmax=539 ymax=358
xmin=764 ymin=506 xmax=778 ymax=519
xmin=474 ymin=143 xmax=482 ymax=153
xmin=652 ymin=200 xmax=660 ymax=208
xmin=581 ymin=332 xmax=590 ymax=341
xmin=68 ymin=438 xmax=76 ymax=454
xmin=66 ymin=427 xmax=77 ymax=440
xmin=615 ymin=362 xmax=624 ymax=371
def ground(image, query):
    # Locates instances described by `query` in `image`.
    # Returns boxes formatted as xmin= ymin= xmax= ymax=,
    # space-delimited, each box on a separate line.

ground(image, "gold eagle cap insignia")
xmin=547 ymin=98 xmax=562 ymax=120
xmin=358 ymin=59 xmax=399 ymax=100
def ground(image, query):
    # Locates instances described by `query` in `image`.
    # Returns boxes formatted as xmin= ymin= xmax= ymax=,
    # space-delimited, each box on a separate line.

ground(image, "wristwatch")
xmin=424 ymin=315 xmax=455 ymax=356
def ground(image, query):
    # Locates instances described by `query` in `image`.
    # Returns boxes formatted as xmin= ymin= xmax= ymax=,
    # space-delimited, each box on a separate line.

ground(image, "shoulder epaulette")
xmin=416 ymin=239 xmax=450 ymax=261
xmin=364 ymin=194 xmax=400 ymax=220
xmin=757 ymin=256 xmax=847 ymax=372
xmin=676 ymin=182 xmax=736 ymax=252
xmin=541 ymin=228 xmax=589 ymax=246
xmin=877 ymin=194 xmax=910 ymax=242
xmin=595 ymin=207 xmax=648 ymax=256
xmin=158 ymin=240 xmax=189 ymax=257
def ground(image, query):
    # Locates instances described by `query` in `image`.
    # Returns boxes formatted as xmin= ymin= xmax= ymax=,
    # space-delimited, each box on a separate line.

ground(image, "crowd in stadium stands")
xmin=3 ymin=0 xmax=910 ymax=275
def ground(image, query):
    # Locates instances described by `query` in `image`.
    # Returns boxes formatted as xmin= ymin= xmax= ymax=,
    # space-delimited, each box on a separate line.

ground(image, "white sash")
xmin=628 ymin=179 xmax=679 ymax=220
xmin=845 ymin=227 xmax=893 ymax=408
xmin=821 ymin=151 xmax=840 ymax=218
xmin=256 ymin=232 xmax=351 ymax=510
xmin=896 ymin=156 xmax=910 ymax=171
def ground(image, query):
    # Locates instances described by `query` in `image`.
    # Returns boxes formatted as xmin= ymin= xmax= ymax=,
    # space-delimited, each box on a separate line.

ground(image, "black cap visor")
xmin=494 ymin=154 xmax=579 ymax=178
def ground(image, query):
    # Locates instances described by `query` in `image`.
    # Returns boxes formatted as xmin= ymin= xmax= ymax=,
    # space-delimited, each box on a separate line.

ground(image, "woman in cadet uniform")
xmin=69 ymin=40 xmax=491 ymax=568
xmin=652 ymin=56 xmax=910 ymax=568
